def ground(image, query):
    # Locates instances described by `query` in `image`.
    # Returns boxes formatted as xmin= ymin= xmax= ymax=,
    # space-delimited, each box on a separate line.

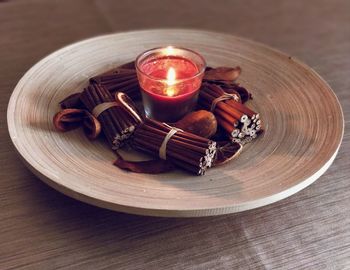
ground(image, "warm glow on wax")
xmin=166 ymin=67 xmax=176 ymax=96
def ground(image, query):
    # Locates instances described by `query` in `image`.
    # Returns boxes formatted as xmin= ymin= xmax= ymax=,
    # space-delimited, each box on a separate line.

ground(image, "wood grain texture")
xmin=7 ymin=30 xmax=344 ymax=217
xmin=1 ymin=0 xmax=350 ymax=269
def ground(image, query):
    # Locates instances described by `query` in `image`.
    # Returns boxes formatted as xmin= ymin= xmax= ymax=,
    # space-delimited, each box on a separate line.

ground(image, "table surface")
xmin=1 ymin=0 xmax=349 ymax=269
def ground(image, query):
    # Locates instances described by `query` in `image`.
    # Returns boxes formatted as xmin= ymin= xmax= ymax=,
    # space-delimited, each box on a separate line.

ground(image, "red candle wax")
xmin=136 ymin=47 xmax=206 ymax=122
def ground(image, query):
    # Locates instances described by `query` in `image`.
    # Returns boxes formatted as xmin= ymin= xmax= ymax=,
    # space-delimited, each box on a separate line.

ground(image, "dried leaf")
xmin=204 ymin=66 xmax=242 ymax=81
xmin=114 ymin=152 xmax=173 ymax=174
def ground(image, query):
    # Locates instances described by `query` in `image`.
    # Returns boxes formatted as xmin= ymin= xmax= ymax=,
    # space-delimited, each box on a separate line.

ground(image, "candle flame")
xmin=166 ymin=67 xmax=176 ymax=96
xmin=166 ymin=67 xmax=176 ymax=86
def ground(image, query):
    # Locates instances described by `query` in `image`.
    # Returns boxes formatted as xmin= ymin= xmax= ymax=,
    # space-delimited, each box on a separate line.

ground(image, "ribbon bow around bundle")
xmin=91 ymin=101 xmax=120 ymax=118
xmin=159 ymin=123 xmax=183 ymax=160
xmin=210 ymin=93 xmax=240 ymax=112
xmin=113 ymin=122 xmax=183 ymax=174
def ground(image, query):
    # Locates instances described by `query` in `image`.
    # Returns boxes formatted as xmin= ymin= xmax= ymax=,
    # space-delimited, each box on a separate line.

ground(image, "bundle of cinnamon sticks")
xmin=59 ymin=66 xmax=140 ymax=110
xmin=203 ymin=66 xmax=252 ymax=103
xmin=132 ymin=118 xmax=217 ymax=175
xmin=198 ymin=82 xmax=261 ymax=144
xmin=90 ymin=68 xmax=141 ymax=101
xmin=80 ymin=83 xmax=142 ymax=149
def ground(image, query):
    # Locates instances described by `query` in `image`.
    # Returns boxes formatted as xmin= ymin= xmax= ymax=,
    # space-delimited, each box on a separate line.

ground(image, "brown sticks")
xmin=59 ymin=68 xmax=141 ymax=109
xmin=132 ymin=118 xmax=217 ymax=175
xmin=198 ymin=83 xmax=262 ymax=144
xmin=90 ymin=68 xmax=141 ymax=101
xmin=79 ymin=83 xmax=142 ymax=149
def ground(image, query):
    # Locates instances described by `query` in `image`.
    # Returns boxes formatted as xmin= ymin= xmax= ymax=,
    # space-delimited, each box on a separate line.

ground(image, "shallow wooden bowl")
xmin=7 ymin=29 xmax=344 ymax=217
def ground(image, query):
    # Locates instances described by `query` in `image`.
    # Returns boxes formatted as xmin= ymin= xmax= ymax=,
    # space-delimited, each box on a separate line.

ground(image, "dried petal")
xmin=114 ymin=152 xmax=173 ymax=174
xmin=204 ymin=66 xmax=242 ymax=81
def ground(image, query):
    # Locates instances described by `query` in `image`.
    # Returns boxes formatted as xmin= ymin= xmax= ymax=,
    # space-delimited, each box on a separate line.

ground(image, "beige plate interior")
xmin=7 ymin=29 xmax=344 ymax=217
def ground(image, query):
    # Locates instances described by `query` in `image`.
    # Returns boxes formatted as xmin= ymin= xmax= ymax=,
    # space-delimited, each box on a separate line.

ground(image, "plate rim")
xmin=7 ymin=29 xmax=345 ymax=217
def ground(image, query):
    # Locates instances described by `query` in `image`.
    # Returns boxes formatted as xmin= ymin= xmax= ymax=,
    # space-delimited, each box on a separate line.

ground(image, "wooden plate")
xmin=7 ymin=29 xmax=344 ymax=217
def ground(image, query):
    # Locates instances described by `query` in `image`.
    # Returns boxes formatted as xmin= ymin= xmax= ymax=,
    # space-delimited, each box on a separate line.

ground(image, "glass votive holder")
xmin=135 ymin=46 xmax=206 ymax=123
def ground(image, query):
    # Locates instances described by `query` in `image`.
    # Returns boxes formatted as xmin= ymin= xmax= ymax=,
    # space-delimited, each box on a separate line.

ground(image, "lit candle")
xmin=136 ymin=46 xmax=206 ymax=122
